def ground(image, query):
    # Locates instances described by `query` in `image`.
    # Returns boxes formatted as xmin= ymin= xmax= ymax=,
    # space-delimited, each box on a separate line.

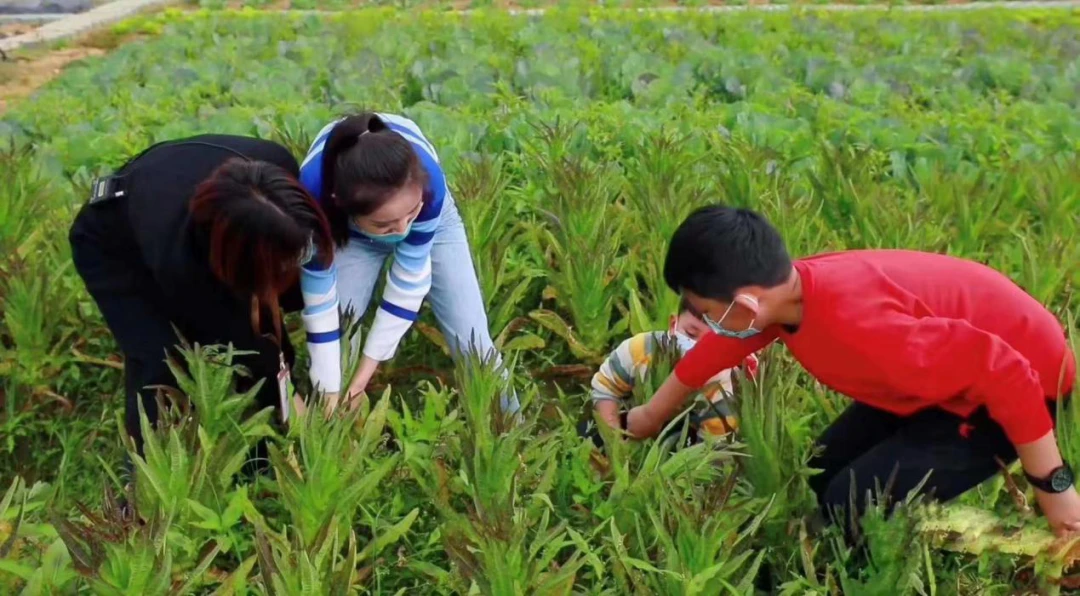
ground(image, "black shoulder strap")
xmin=88 ymin=139 xmax=254 ymax=205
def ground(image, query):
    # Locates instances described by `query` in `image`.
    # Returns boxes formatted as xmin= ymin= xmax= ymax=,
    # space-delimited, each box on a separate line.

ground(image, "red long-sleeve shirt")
xmin=675 ymin=250 xmax=1076 ymax=445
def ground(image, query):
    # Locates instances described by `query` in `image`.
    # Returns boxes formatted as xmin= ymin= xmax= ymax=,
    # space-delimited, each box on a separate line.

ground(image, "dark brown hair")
xmin=320 ymin=113 xmax=428 ymax=246
xmin=189 ymin=158 xmax=334 ymax=342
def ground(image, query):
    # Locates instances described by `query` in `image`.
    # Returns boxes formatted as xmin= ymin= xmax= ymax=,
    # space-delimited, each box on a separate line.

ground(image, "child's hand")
xmin=577 ymin=409 xmax=629 ymax=451
xmin=577 ymin=419 xmax=607 ymax=450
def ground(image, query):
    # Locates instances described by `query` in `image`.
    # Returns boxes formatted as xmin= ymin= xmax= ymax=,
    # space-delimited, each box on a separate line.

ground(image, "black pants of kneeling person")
xmin=808 ymin=398 xmax=1065 ymax=541
xmin=69 ymin=199 xmax=297 ymax=484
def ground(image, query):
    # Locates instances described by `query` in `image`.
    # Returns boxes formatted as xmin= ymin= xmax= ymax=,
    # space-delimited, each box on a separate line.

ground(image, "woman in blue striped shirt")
xmin=297 ymin=112 xmax=518 ymax=415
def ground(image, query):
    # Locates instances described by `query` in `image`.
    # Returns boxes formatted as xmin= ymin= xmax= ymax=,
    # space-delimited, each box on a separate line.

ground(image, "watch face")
xmin=1052 ymin=467 xmax=1074 ymax=492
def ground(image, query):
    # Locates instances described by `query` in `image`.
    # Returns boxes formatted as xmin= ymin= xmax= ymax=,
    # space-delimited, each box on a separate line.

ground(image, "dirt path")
xmin=1 ymin=21 xmax=38 ymax=40
xmin=0 ymin=46 xmax=104 ymax=114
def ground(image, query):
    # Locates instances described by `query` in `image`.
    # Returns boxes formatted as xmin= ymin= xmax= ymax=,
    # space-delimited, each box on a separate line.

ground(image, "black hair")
xmin=677 ymin=295 xmax=695 ymax=315
xmin=663 ymin=204 xmax=792 ymax=302
xmin=319 ymin=112 xmax=428 ymax=246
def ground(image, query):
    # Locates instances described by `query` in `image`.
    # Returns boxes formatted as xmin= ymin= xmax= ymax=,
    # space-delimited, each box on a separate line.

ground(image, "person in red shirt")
xmin=625 ymin=204 xmax=1080 ymax=537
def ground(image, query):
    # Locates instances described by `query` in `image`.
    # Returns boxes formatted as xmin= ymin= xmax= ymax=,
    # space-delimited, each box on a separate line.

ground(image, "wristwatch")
xmin=1025 ymin=464 xmax=1075 ymax=493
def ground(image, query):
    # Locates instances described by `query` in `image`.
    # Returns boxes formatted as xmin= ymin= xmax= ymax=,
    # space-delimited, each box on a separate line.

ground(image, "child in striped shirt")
xmin=579 ymin=299 xmax=759 ymax=449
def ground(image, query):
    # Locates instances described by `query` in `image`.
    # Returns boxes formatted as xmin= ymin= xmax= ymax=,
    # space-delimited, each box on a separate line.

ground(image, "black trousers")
xmin=808 ymin=399 xmax=1063 ymax=529
xmin=69 ymin=195 xmax=300 ymax=460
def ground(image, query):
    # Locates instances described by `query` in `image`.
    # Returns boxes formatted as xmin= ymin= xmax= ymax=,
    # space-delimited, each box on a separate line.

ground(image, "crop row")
xmin=1 ymin=5 xmax=1079 ymax=592
xmin=179 ymin=0 xmax=1063 ymax=9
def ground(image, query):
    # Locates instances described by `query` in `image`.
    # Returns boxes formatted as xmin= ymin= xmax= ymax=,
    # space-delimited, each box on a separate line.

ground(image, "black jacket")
xmin=73 ymin=134 xmax=306 ymax=417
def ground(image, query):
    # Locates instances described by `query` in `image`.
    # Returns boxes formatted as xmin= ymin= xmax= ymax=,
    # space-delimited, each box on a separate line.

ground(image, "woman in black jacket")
xmin=69 ymin=134 xmax=338 ymax=456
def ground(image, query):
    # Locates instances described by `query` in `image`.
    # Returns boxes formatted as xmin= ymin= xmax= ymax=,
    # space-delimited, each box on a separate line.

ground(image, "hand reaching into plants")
xmin=1017 ymin=432 xmax=1080 ymax=537
xmin=321 ymin=391 xmax=340 ymax=416
xmin=626 ymin=373 xmax=696 ymax=439
xmin=1036 ymin=488 xmax=1080 ymax=538
xmin=291 ymin=392 xmax=307 ymax=418
xmin=321 ymin=357 xmax=379 ymax=416
xmin=345 ymin=356 xmax=379 ymax=409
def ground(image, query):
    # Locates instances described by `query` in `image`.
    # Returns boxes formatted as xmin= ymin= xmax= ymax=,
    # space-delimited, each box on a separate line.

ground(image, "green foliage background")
xmin=1 ymin=4 xmax=1080 ymax=593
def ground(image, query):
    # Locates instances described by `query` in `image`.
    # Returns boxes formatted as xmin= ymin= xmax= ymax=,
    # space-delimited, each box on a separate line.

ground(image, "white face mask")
xmin=670 ymin=319 xmax=698 ymax=354
xmin=673 ymin=331 xmax=697 ymax=354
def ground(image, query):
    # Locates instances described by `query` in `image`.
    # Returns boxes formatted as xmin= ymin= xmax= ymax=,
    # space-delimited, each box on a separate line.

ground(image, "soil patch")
xmin=1 ymin=22 xmax=38 ymax=40
xmin=0 ymin=46 xmax=104 ymax=114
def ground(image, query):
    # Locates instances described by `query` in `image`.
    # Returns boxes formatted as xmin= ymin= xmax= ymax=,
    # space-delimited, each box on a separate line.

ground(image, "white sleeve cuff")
xmin=307 ymin=341 xmax=341 ymax=394
xmin=361 ymin=308 xmax=412 ymax=362
xmin=302 ymin=301 xmax=342 ymax=394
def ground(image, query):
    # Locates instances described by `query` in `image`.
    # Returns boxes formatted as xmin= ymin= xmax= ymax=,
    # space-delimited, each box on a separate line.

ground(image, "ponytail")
xmin=319 ymin=112 xmax=428 ymax=246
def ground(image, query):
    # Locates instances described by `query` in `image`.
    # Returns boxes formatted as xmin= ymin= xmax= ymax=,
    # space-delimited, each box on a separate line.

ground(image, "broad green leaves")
xmin=4 ymin=4 xmax=1080 ymax=594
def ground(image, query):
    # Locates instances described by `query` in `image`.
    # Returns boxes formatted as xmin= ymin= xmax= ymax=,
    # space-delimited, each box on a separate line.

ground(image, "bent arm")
xmin=167 ymin=273 xmax=288 ymax=413
xmin=870 ymin=314 xmax=1060 ymax=475
xmin=876 ymin=315 xmax=1051 ymax=444
xmin=361 ymin=116 xmax=448 ymax=361
xmin=627 ymin=372 xmax=696 ymax=438
xmin=300 ymin=257 xmax=342 ymax=395
xmin=628 ymin=330 xmax=777 ymax=438
xmin=361 ymin=233 xmax=435 ymax=361
xmin=590 ymin=335 xmax=652 ymax=428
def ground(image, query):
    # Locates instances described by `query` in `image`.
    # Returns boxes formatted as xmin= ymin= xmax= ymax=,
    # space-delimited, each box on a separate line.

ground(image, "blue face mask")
xmin=358 ymin=220 xmax=414 ymax=244
xmin=704 ymin=295 xmax=761 ymax=339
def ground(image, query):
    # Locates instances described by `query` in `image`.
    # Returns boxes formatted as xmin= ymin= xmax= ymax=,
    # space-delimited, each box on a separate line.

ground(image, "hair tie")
xmin=359 ymin=130 xmax=370 ymax=138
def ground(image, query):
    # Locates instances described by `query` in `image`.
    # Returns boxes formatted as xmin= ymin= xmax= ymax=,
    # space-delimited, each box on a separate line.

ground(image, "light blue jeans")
xmin=335 ymin=195 xmax=521 ymax=415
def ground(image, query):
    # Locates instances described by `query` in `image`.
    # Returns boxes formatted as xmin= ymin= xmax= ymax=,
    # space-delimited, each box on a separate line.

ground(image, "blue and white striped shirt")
xmin=297 ymin=113 xmax=448 ymax=393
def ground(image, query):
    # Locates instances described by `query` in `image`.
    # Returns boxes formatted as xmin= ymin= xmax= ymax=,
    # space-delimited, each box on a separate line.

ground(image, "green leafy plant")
xmin=524 ymin=119 xmax=629 ymax=363
xmin=448 ymin=154 xmax=545 ymax=354
xmin=5 ymin=4 xmax=1080 ymax=592
xmin=126 ymin=339 xmax=276 ymax=524
xmin=268 ymin=391 xmax=406 ymax=550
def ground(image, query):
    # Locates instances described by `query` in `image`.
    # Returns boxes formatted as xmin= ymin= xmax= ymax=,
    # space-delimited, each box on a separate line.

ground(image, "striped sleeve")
xmin=298 ymin=119 xmax=345 ymax=394
xmin=298 ymin=118 xmax=339 ymax=202
xmin=590 ymin=332 xmax=664 ymax=405
xmin=361 ymin=113 xmax=447 ymax=361
xmin=300 ymin=254 xmax=342 ymax=394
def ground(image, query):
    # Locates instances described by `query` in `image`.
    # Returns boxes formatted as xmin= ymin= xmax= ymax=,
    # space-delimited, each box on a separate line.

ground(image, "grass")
xmin=1 ymin=3 xmax=1080 ymax=593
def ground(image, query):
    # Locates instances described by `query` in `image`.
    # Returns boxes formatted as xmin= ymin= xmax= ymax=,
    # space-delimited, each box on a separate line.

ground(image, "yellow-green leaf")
xmin=501 ymin=333 xmax=546 ymax=352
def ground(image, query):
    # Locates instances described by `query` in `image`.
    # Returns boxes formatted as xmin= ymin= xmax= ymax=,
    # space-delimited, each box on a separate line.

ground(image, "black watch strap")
xmin=1025 ymin=464 xmax=1075 ymax=493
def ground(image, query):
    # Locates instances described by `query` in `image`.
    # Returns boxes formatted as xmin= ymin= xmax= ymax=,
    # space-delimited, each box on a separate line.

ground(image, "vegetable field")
xmin=3 ymin=3 xmax=1080 ymax=593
